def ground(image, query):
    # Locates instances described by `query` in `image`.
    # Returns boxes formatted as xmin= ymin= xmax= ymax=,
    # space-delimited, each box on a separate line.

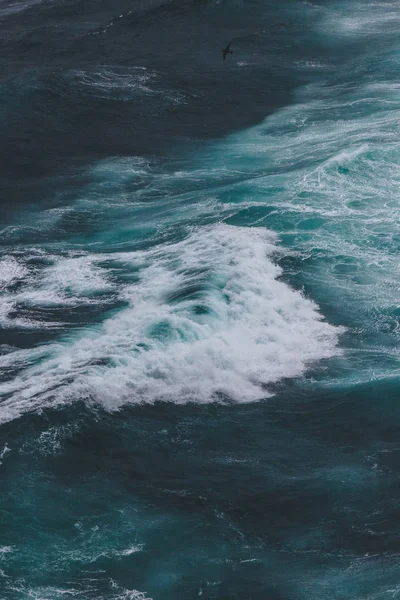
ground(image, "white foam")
xmin=0 ymin=258 xmax=27 ymax=290
xmin=92 ymin=156 xmax=151 ymax=180
xmin=36 ymin=425 xmax=77 ymax=456
xmin=0 ymin=251 xmax=115 ymax=330
xmin=318 ymin=0 xmax=400 ymax=37
xmin=109 ymin=581 xmax=152 ymax=600
xmin=68 ymin=68 xmax=187 ymax=105
xmin=0 ymin=224 xmax=341 ymax=423
xmin=70 ymin=67 xmax=154 ymax=98
xmin=43 ymin=255 xmax=113 ymax=297
xmin=0 ymin=444 xmax=10 ymax=465
xmin=9 ymin=585 xmax=81 ymax=598
xmin=117 ymin=544 xmax=144 ymax=557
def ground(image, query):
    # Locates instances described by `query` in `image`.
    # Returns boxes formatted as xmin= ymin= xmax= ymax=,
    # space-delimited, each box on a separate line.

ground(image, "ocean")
xmin=1 ymin=0 xmax=400 ymax=598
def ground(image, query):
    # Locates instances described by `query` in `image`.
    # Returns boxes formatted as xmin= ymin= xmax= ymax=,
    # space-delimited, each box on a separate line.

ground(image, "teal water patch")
xmin=224 ymin=205 xmax=278 ymax=226
xmin=3 ymin=383 xmax=400 ymax=600
xmin=190 ymin=7 xmax=400 ymax=389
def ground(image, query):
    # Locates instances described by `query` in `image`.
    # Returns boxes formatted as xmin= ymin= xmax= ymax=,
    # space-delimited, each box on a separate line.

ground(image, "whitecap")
xmin=0 ymin=224 xmax=341 ymax=423
xmin=0 ymin=258 xmax=27 ymax=290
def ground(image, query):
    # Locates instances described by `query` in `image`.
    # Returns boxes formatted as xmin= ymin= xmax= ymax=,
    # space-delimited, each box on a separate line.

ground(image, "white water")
xmin=0 ymin=224 xmax=341 ymax=423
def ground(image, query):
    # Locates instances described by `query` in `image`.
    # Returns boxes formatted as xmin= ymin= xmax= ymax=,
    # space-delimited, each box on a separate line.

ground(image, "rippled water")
xmin=1 ymin=0 xmax=400 ymax=598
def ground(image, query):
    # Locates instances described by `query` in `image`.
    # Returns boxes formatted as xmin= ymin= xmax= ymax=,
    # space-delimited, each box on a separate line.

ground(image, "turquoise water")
xmin=1 ymin=0 xmax=400 ymax=598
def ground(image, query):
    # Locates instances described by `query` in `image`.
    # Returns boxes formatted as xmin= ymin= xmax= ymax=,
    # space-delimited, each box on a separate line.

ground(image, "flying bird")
xmin=221 ymin=41 xmax=233 ymax=60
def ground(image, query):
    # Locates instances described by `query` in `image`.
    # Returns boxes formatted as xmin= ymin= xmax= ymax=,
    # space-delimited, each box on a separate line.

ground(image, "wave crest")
xmin=0 ymin=224 xmax=341 ymax=422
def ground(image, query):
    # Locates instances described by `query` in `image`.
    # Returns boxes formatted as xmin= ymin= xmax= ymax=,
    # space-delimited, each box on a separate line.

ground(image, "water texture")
xmin=1 ymin=0 xmax=400 ymax=598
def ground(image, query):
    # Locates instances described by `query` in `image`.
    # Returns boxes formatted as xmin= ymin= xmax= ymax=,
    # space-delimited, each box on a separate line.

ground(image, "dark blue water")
xmin=2 ymin=0 xmax=400 ymax=598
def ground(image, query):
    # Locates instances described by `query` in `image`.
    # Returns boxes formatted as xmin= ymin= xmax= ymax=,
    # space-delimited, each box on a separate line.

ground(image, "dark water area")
xmin=1 ymin=0 xmax=297 ymax=182
xmin=2 ymin=0 xmax=400 ymax=598
xmin=3 ymin=381 xmax=400 ymax=599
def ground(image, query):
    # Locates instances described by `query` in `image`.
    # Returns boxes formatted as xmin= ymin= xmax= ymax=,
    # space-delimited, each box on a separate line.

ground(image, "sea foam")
xmin=0 ymin=224 xmax=341 ymax=422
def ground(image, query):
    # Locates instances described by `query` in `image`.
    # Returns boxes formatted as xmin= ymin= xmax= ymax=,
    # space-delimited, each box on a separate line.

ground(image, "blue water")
xmin=1 ymin=0 xmax=400 ymax=598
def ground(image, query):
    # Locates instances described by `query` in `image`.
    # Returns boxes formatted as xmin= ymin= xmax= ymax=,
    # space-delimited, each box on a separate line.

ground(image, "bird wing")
xmin=226 ymin=40 xmax=232 ymax=50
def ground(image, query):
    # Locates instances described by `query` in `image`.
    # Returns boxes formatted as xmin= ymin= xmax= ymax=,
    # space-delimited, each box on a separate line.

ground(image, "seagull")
xmin=221 ymin=41 xmax=233 ymax=60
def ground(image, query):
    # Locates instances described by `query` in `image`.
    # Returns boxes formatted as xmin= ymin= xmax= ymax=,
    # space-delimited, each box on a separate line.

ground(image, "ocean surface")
xmin=1 ymin=0 xmax=400 ymax=598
